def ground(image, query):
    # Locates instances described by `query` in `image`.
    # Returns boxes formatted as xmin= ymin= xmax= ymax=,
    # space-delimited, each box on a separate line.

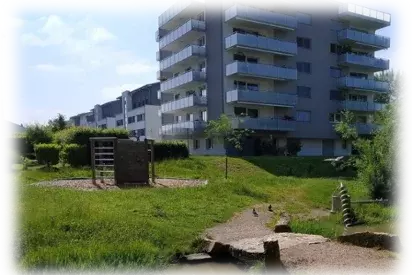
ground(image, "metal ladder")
xmin=90 ymin=137 xmax=117 ymax=184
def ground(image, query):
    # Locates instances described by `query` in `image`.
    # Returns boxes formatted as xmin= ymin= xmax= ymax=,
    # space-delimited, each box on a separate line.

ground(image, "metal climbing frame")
xmin=90 ymin=137 xmax=117 ymax=184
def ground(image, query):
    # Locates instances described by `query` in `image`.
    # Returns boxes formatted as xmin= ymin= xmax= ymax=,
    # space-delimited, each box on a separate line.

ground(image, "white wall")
xmin=144 ymin=105 xmax=162 ymax=141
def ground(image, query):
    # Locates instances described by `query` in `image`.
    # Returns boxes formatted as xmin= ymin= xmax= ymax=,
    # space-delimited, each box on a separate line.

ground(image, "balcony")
xmin=159 ymin=45 xmax=206 ymax=72
xmin=338 ymin=53 xmax=389 ymax=72
xmin=337 ymin=76 xmax=389 ymax=93
xmin=161 ymin=95 xmax=207 ymax=113
xmin=158 ymin=0 xmax=205 ymax=30
xmin=338 ymin=29 xmax=390 ymax=50
xmin=226 ymin=89 xmax=297 ymax=107
xmin=340 ymin=100 xmax=387 ymax=112
xmin=225 ymin=5 xmax=297 ymax=31
xmin=226 ymin=61 xmax=297 ymax=81
xmin=225 ymin=33 xmax=297 ymax=56
xmin=160 ymin=70 xmax=206 ymax=93
xmin=161 ymin=120 xmax=206 ymax=137
xmin=159 ymin=19 xmax=206 ymax=52
xmin=232 ymin=117 xmax=296 ymax=131
xmin=338 ymin=3 xmax=391 ymax=29
xmin=355 ymin=123 xmax=380 ymax=135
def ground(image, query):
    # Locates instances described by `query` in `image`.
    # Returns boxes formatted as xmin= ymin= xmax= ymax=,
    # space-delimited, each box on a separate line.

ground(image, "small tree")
xmin=205 ymin=114 xmax=253 ymax=178
xmin=48 ymin=113 xmax=68 ymax=132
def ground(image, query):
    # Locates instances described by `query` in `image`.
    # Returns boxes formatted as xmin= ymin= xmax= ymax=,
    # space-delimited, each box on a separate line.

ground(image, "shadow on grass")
xmin=241 ymin=156 xmax=356 ymax=179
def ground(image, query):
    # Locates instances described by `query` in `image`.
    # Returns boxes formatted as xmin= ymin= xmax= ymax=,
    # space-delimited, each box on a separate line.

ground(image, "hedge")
xmin=60 ymin=144 xmax=88 ymax=167
xmin=12 ymin=135 xmax=33 ymax=157
xmin=153 ymin=142 xmax=189 ymax=161
xmin=34 ymin=144 xmax=60 ymax=167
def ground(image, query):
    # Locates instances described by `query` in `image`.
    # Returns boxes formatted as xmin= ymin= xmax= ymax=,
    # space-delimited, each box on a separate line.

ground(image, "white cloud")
xmin=88 ymin=27 xmax=116 ymax=43
xmin=4 ymin=15 xmax=25 ymax=29
xmin=115 ymin=61 xmax=158 ymax=75
xmin=101 ymin=84 xmax=144 ymax=100
xmin=34 ymin=64 xmax=84 ymax=73
xmin=376 ymin=46 xmax=412 ymax=72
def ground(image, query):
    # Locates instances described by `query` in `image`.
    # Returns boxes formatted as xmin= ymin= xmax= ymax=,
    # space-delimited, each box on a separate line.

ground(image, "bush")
xmin=34 ymin=144 xmax=60 ymax=167
xmin=286 ymin=139 xmax=302 ymax=156
xmin=12 ymin=135 xmax=33 ymax=157
xmin=1 ymin=148 xmax=22 ymax=172
xmin=25 ymin=124 xmax=53 ymax=147
xmin=60 ymin=144 xmax=88 ymax=167
xmin=153 ymin=142 xmax=189 ymax=161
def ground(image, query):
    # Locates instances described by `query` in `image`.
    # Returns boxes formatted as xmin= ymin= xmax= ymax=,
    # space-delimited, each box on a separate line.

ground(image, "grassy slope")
xmin=18 ymin=156 xmax=393 ymax=270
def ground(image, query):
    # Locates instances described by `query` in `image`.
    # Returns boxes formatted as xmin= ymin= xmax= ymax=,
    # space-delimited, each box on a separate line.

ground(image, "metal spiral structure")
xmin=339 ymin=182 xmax=355 ymax=227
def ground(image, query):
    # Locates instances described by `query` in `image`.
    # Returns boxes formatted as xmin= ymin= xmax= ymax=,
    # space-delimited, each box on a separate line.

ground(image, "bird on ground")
xmin=253 ymin=208 xmax=258 ymax=217
xmin=268 ymin=205 xmax=273 ymax=212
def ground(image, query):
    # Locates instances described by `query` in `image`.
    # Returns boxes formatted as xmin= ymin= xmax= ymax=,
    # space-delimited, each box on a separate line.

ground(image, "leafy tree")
xmin=375 ymin=70 xmax=412 ymax=103
xmin=48 ymin=113 xmax=68 ymax=132
xmin=24 ymin=124 xmax=53 ymax=148
xmin=205 ymin=114 xmax=253 ymax=178
xmin=334 ymin=110 xmax=358 ymax=143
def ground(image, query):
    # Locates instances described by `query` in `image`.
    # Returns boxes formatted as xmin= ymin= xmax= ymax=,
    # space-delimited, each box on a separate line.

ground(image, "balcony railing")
xmin=226 ymin=89 xmax=297 ymax=107
xmin=158 ymin=0 xmax=204 ymax=29
xmin=160 ymin=45 xmax=206 ymax=71
xmin=225 ymin=33 xmax=297 ymax=56
xmin=231 ymin=117 xmax=296 ymax=131
xmin=340 ymin=100 xmax=386 ymax=112
xmin=225 ymin=5 xmax=297 ymax=30
xmin=226 ymin=61 xmax=297 ymax=81
xmin=355 ymin=123 xmax=380 ymax=135
xmin=338 ymin=3 xmax=391 ymax=28
xmin=161 ymin=95 xmax=207 ymax=113
xmin=338 ymin=29 xmax=390 ymax=49
xmin=337 ymin=76 xmax=389 ymax=93
xmin=159 ymin=19 xmax=206 ymax=50
xmin=160 ymin=70 xmax=206 ymax=92
xmin=161 ymin=120 xmax=206 ymax=136
xmin=338 ymin=53 xmax=389 ymax=71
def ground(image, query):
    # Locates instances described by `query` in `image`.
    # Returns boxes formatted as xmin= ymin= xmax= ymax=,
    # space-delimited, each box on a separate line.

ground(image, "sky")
xmin=14 ymin=2 xmax=398 ymax=125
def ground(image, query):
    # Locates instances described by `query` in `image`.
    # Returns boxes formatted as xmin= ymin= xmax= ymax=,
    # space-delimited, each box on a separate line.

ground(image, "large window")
xmin=136 ymin=114 xmax=145 ymax=122
xmin=297 ymin=62 xmax=311 ymax=74
xmin=127 ymin=116 xmax=135 ymax=124
xmin=116 ymin=119 xmax=124 ymax=126
xmin=297 ymin=12 xmax=312 ymax=25
xmin=234 ymin=80 xmax=259 ymax=91
xmin=329 ymin=113 xmax=342 ymax=123
xmin=206 ymin=138 xmax=213 ymax=150
xmin=297 ymin=37 xmax=311 ymax=49
xmin=296 ymin=111 xmax=311 ymax=122
xmin=297 ymin=86 xmax=311 ymax=98
xmin=193 ymin=139 xmax=200 ymax=149
xmin=234 ymin=107 xmax=258 ymax=118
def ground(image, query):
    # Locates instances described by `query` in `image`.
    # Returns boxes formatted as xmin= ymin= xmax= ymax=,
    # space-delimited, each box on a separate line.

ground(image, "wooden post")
xmin=90 ymin=139 xmax=96 ymax=184
xmin=113 ymin=138 xmax=117 ymax=185
xmin=151 ymin=139 xmax=155 ymax=184
xmin=263 ymin=239 xmax=281 ymax=271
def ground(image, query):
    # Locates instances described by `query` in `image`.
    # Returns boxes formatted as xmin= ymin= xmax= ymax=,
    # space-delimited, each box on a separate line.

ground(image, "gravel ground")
xmin=32 ymin=178 xmax=207 ymax=190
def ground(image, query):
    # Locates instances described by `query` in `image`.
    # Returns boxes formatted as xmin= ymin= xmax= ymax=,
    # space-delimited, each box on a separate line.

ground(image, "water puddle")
xmin=345 ymin=221 xmax=412 ymax=254
xmin=166 ymin=263 xmax=246 ymax=275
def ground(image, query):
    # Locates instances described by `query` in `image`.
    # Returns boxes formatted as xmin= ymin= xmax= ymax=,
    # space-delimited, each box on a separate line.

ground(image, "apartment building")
xmin=155 ymin=1 xmax=391 ymax=156
xmin=69 ymin=82 xmax=162 ymax=141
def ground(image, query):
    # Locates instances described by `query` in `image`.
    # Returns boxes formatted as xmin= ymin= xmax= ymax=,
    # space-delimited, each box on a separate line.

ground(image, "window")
xmin=206 ymin=138 xmax=213 ymax=150
xmin=186 ymin=113 xmax=193 ymax=121
xmin=234 ymin=80 xmax=259 ymax=91
xmin=296 ymin=111 xmax=311 ymax=122
xmin=234 ymin=107 xmax=258 ymax=118
xmin=101 ymin=124 xmax=107 ymax=129
xmin=350 ymin=72 xmax=368 ymax=79
xmin=330 ymin=67 xmax=342 ymax=78
xmin=201 ymin=111 xmax=207 ymax=122
xmin=330 ymin=43 xmax=343 ymax=54
xmin=297 ymin=62 xmax=311 ymax=74
xmin=137 ymin=129 xmax=145 ymax=136
xmin=174 ymin=94 xmax=180 ymax=100
xmin=297 ymin=86 xmax=311 ymax=98
xmin=197 ymin=12 xmax=205 ymax=21
xmin=330 ymin=90 xmax=344 ymax=100
xmin=247 ymin=108 xmax=258 ymax=118
xmin=329 ymin=113 xmax=342 ymax=123
xmin=199 ymin=62 xmax=206 ymax=72
xmin=233 ymin=27 xmax=259 ymax=36
xmin=234 ymin=107 xmax=247 ymax=116
xmin=348 ymin=94 xmax=367 ymax=102
xmin=297 ymin=37 xmax=311 ymax=49
xmin=145 ymin=99 xmax=149 ymax=105
xmin=342 ymin=140 xmax=347 ymax=149
xmin=247 ymin=83 xmax=259 ymax=91
xmin=234 ymin=53 xmax=246 ymax=62
xmin=297 ymin=12 xmax=312 ymax=25
xmin=128 ymin=116 xmax=135 ymax=124
xmin=116 ymin=119 xmax=124 ymax=126
xmin=175 ymin=115 xmax=182 ymax=122
xmin=186 ymin=90 xmax=195 ymax=97
xmin=198 ymin=36 xmax=205 ymax=46
xmin=247 ymin=57 xmax=258 ymax=63
xmin=136 ymin=114 xmax=145 ymax=122
xmin=193 ymin=139 xmax=200 ymax=149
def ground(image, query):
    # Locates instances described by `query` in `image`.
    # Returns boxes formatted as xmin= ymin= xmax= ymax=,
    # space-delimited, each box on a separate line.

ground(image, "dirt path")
xmin=204 ymin=205 xmax=398 ymax=274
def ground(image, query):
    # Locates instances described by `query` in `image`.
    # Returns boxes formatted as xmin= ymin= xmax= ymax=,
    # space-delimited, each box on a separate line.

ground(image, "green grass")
xmin=17 ymin=156 xmax=394 ymax=270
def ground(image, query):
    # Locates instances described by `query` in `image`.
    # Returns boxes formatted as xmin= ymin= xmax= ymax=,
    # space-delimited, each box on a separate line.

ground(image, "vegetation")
xmin=18 ymin=156 xmax=393 ymax=270
xmin=60 ymin=144 xmax=89 ymax=167
xmin=48 ymin=113 xmax=69 ymax=133
xmin=152 ymin=141 xmax=189 ymax=161
xmin=34 ymin=144 xmax=60 ymax=167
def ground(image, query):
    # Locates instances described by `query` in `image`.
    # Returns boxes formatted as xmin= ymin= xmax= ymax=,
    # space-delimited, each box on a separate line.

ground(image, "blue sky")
xmin=15 ymin=5 xmax=398 ymax=125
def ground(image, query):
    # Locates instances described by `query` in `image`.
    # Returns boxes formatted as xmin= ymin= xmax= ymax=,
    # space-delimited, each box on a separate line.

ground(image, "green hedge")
xmin=153 ymin=142 xmax=189 ymax=161
xmin=60 ymin=144 xmax=88 ymax=167
xmin=34 ymin=144 xmax=60 ymax=167
xmin=1 ymin=148 xmax=21 ymax=172
xmin=12 ymin=135 xmax=33 ymax=157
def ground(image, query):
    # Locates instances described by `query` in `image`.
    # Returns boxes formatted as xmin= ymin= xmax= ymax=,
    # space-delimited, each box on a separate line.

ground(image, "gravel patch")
xmin=32 ymin=178 xmax=207 ymax=191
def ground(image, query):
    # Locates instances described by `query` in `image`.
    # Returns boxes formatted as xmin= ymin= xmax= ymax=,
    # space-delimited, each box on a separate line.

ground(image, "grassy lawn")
xmin=17 ymin=156 xmax=395 ymax=270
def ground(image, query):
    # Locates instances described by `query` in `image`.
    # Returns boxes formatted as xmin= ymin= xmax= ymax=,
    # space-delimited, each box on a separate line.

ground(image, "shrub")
xmin=286 ymin=139 xmax=302 ymax=156
xmin=152 ymin=142 xmax=189 ymax=161
xmin=1 ymin=148 xmax=22 ymax=172
xmin=12 ymin=135 xmax=32 ymax=157
xmin=60 ymin=144 xmax=88 ymax=167
xmin=34 ymin=144 xmax=60 ymax=167
xmin=25 ymin=124 xmax=53 ymax=147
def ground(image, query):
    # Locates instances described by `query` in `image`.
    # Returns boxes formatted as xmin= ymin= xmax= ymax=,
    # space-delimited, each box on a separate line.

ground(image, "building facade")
xmin=155 ymin=1 xmax=391 ymax=156
xmin=70 ymin=82 xmax=162 ymax=141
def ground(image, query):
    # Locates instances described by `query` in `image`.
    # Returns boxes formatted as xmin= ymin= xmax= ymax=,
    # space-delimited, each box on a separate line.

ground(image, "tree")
xmin=205 ymin=114 xmax=254 ymax=178
xmin=48 ymin=113 xmax=68 ymax=132
xmin=334 ymin=110 xmax=358 ymax=143
xmin=374 ymin=69 xmax=402 ymax=103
